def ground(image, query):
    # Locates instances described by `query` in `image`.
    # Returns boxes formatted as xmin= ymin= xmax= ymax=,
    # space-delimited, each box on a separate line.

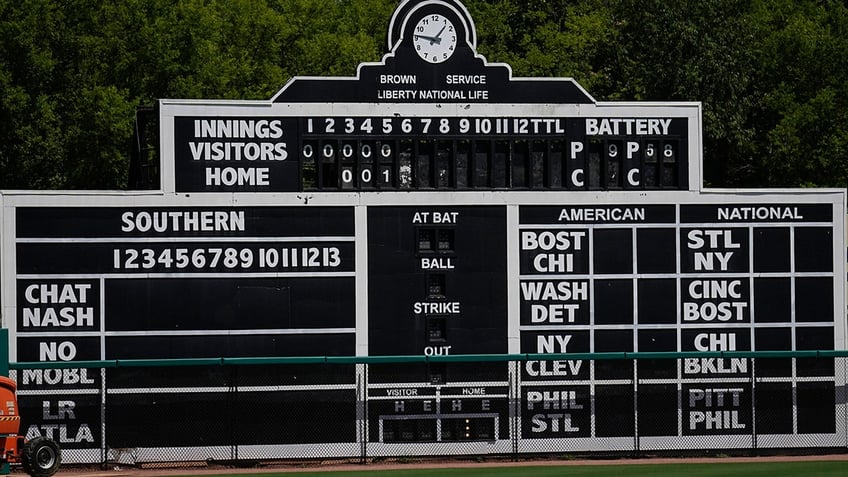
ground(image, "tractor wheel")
xmin=21 ymin=436 xmax=61 ymax=477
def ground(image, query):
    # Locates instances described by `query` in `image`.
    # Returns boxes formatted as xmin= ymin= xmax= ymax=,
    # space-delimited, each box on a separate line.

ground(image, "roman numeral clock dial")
xmin=413 ymin=13 xmax=456 ymax=63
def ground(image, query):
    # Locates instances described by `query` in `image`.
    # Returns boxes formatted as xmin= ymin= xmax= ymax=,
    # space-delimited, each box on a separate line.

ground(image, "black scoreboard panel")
xmin=518 ymin=202 xmax=839 ymax=444
xmin=368 ymin=385 xmax=509 ymax=444
xmin=105 ymin=364 xmax=357 ymax=447
xmin=172 ymin=115 xmax=689 ymax=193
xmin=12 ymin=205 xmax=358 ymax=451
xmin=368 ymin=205 xmax=508 ymax=390
xmin=368 ymin=206 xmax=508 ymax=356
xmin=300 ymin=117 xmax=688 ymax=192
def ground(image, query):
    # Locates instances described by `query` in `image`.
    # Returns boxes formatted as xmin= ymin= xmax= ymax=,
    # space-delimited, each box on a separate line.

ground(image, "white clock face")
xmin=413 ymin=14 xmax=457 ymax=63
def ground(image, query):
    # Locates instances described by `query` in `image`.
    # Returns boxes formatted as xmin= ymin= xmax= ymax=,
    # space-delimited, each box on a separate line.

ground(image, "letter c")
xmin=571 ymin=169 xmax=584 ymax=187
xmin=627 ymin=168 xmax=639 ymax=186
xmin=25 ymin=284 xmax=40 ymax=304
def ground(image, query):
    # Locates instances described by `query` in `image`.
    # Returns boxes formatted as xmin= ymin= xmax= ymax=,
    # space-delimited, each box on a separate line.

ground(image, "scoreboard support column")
xmin=356 ymin=205 xmax=370 ymax=357
xmin=507 ymin=205 xmax=521 ymax=354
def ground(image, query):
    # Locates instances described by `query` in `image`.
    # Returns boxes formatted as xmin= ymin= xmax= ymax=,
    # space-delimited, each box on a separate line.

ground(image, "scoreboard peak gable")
xmin=271 ymin=0 xmax=594 ymax=105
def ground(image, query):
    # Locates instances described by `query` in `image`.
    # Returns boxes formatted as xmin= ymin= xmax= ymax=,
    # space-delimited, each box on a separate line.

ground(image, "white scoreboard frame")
xmin=1 ymin=187 xmax=845 ymax=457
xmin=0 ymin=0 xmax=846 ymax=455
xmin=157 ymin=99 xmax=704 ymax=195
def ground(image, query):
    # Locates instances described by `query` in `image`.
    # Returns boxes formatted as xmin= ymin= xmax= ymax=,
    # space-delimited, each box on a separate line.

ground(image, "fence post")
xmin=510 ymin=360 xmax=519 ymax=461
xmin=751 ymin=357 xmax=757 ymax=456
xmin=835 ymin=355 xmax=848 ymax=451
xmin=633 ymin=358 xmax=639 ymax=457
xmin=358 ymin=363 xmax=367 ymax=464
xmin=844 ymin=356 xmax=848 ymax=451
xmin=230 ymin=365 xmax=239 ymax=463
xmin=0 ymin=329 xmax=8 ymax=377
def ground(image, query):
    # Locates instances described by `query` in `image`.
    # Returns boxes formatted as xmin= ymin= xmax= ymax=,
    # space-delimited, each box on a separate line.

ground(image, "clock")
xmin=413 ymin=14 xmax=457 ymax=63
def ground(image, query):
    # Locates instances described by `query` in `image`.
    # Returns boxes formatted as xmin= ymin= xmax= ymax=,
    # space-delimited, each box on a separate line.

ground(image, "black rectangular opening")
xmin=436 ymin=140 xmax=452 ymax=188
xmin=302 ymin=140 xmax=317 ymax=190
xmin=643 ymin=141 xmax=658 ymax=187
xmin=455 ymin=140 xmax=470 ymax=188
xmin=320 ymin=140 xmax=339 ymax=188
xmin=441 ymin=417 xmax=495 ymax=441
xmin=473 ymin=140 xmax=490 ymax=187
xmin=661 ymin=140 xmax=677 ymax=187
xmin=437 ymin=229 xmax=455 ymax=252
xmin=377 ymin=141 xmax=395 ymax=188
xmin=398 ymin=140 xmax=413 ymax=188
xmin=529 ymin=140 xmax=546 ymax=188
xmin=511 ymin=140 xmax=528 ymax=188
xmin=427 ymin=273 xmax=446 ymax=297
xmin=426 ymin=316 xmax=447 ymax=343
xmin=427 ymin=362 xmax=446 ymax=384
xmin=492 ymin=140 xmax=508 ymax=188
xmin=415 ymin=140 xmax=433 ymax=188
xmin=588 ymin=139 xmax=602 ymax=189
xmin=606 ymin=140 xmax=622 ymax=188
xmin=383 ymin=419 xmax=437 ymax=443
xmin=417 ymin=229 xmax=435 ymax=252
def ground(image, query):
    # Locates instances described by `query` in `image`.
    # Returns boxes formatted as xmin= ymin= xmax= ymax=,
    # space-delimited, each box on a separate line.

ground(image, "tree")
xmin=748 ymin=0 xmax=848 ymax=187
xmin=0 ymin=0 xmax=72 ymax=188
xmin=0 ymin=0 xmax=394 ymax=189
xmin=470 ymin=0 xmax=616 ymax=92
xmin=0 ymin=0 xmax=846 ymax=189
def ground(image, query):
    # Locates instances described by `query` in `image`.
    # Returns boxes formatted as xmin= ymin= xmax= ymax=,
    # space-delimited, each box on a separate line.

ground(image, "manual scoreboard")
xmin=2 ymin=0 xmax=845 ymax=462
xmin=177 ymin=114 xmax=688 ymax=192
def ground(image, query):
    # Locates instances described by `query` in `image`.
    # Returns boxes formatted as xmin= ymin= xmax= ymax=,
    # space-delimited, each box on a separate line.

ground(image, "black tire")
xmin=21 ymin=436 xmax=61 ymax=477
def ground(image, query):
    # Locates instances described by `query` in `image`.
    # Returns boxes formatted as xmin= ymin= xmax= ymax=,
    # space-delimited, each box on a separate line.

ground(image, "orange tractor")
xmin=0 ymin=376 xmax=60 ymax=477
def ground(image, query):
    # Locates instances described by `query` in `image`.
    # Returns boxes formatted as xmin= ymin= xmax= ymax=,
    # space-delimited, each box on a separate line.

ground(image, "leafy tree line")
xmin=0 ymin=0 xmax=845 ymax=189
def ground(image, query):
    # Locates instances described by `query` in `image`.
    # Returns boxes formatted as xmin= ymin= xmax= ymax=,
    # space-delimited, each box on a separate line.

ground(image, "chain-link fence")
xmin=10 ymin=352 xmax=848 ymax=467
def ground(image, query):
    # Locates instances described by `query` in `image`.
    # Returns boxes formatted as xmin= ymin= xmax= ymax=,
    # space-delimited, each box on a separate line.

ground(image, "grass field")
xmin=169 ymin=460 xmax=848 ymax=477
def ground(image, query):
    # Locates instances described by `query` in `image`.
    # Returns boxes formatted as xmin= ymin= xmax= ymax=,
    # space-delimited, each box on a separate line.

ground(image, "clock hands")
xmin=434 ymin=24 xmax=447 ymax=42
xmin=415 ymin=34 xmax=442 ymax=45
xmin=416 ymin=23 xmax=448 ymax=45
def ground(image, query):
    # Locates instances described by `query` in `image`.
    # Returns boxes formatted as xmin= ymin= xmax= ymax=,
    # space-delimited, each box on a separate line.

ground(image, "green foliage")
xmin=750 ymin=0 xmax=848 ymax=187
xmin=598 ymin=0 xmax=764 ymax=186
xmin=0 ymin=0 xmax=846 ymax=189
xmin=471 ymin=0 xmax=616 ymax=91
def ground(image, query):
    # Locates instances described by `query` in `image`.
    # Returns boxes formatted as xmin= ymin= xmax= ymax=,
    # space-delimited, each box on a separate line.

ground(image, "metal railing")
xmin=10 ymin=351 xmax=848 ymax=466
